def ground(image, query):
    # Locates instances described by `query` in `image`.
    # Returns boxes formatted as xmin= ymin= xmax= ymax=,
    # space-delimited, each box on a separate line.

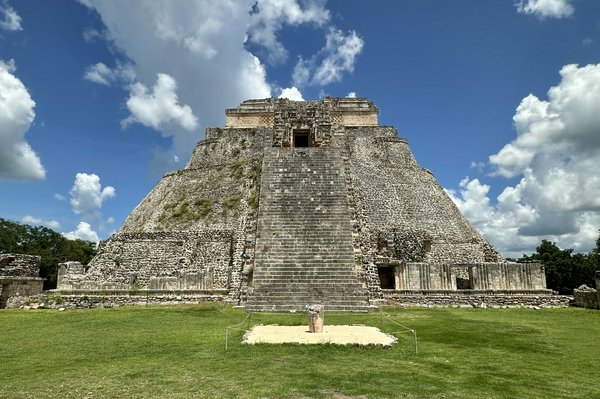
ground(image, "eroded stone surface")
xmin=0 ymin=254 xmax=44 ymax=309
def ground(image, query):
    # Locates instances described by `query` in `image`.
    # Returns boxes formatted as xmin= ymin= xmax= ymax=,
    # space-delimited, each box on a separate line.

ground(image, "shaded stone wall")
xmin=573 ymin=271 xmax=600 ymax=309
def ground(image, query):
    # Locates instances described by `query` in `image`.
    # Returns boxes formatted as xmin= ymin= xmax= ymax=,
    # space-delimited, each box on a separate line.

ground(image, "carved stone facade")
xmin=56 ymin=97 xmax=551 ymax=310
xmin=0 ymin=254 xmax=44 ymax=308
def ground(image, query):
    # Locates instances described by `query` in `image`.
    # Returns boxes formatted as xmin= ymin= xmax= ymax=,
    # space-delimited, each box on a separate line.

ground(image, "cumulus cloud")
xmin=69 ymin=173 xmax=115 ymax=219
xmin=247 ymin=0 xmax=330 ymax=65
xmin=491 ymin=64 xmax=600 ymax=177
xmin=0 ymin=0 xmax=22 ymax=31
xmin=279 ymin=86 xmax=304 ymax=101
xmin=123 ymin=73 xmax=199 ymax=134
xmin=21 ymin=216 xmax=60 ymax=230
xmin=0 ymin=59 xmax=45 ymax=180
xmin=292 ymin=56 xmax=311 ymax=87
xmin=449 ymin=63 xmax=600 ymax=257
xmin=346 ymin=91 xmax=356 ymax=98
xmin=81 ymin=1 xmax=272 ymax=167
xmin=312 ymin=28 xmax=364 ymax=85
xmin=84 ymin=62 xmax=135 ymax=86
xmin=54 ymin=193 xmax=66 ymax=201
xmin=63 ymin=222 xmax=100 ymax=243
xmin=292 ymin=28 xmax=364 ymax=88
xmin=515 ymin=0 xmax=574 ymax=19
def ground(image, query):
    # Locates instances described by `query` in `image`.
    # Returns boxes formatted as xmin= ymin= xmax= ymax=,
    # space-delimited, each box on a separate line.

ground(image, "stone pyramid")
xmin=57 ymin=97 xmax=548 ymax=311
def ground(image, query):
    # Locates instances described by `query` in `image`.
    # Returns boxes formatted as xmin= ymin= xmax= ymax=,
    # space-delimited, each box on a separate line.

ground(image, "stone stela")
xmin=307 ymin=304 xmax=324 ymax=333
xmin=53 ymin=97 xmax=554 ymax=311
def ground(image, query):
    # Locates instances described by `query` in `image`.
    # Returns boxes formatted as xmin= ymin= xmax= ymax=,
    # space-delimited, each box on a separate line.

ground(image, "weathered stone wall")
xmin=573 ymin=287 xmax=599 ymax=309
xmin=382 ymin=292 xmax=572 ymax=308
xmin=343 ymin=126 xmax=504 ymax=296
xmin=470 ymin=262 xmax=546 ymax=290
xmin=332 ymin=111 xmax=378 ymax=126
xmin=379 ymin=261 xmax=547 ymax=292
xmin=224 ymin=97 xmax=378 ymax=130
xmin=0 ymin=254 xmax=44 ymax=308
xmin=59 ymin=123 xmax=269 ymax=301
xmin=573 ymin=272 xmax=600 ymax=309
xmin=272 ymin=100 xmax=334 ymax=147
xmin=0 ymin=254 xmax=41 ymax=277
xmin=6 ymin=292 xmax=227 ymax=309
xmin=57 ymin=230 xmax=234 ymax=291
xmin=187 ymin=127 xmax=270 ymax=169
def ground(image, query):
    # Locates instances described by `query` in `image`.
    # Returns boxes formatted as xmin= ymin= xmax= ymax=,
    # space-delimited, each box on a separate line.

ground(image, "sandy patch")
xmin=242 ymin=324 xmax=397 ymax=346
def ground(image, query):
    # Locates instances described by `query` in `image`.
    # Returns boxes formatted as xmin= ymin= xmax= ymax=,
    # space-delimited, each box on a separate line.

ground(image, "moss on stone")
xmin=194 ymin=198 xmax=214 ymax=217
xmin=222 ymin=192 xmax=243 ymax=217
xmin=229 ymin=160 xmax=246 ymax=180
xmin=246 ymin=191 xmax=258 ymax=209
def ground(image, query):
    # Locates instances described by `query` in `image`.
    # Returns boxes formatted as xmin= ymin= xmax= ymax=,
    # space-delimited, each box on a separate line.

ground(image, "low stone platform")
xmin=242 ymin=325 xmax=397 ymax=346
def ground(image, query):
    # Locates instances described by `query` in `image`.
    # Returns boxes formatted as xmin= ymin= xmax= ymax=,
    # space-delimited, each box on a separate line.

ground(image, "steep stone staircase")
xmin=245 ymin=147 xmax=369 ymax=311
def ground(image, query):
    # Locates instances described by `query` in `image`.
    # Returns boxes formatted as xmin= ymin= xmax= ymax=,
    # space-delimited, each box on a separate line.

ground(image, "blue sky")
xmin=0 ymin=0 xmax=599 ymax=258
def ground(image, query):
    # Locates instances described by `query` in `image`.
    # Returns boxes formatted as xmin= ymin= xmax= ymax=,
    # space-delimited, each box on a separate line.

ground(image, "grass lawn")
xmin=0 ymin=304 xmax=599 ymax=399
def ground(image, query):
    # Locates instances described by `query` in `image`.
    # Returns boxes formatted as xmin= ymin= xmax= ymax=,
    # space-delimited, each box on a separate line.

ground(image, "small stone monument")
xmin=307 ymin=304 xmax=324 ymax=333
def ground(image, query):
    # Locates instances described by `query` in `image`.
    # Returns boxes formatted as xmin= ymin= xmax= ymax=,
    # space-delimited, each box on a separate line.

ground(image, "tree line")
xmin=514 ymin=235 xmax=599 ymax=294
xmin=0 ymin=218 xmax=97 ymax=289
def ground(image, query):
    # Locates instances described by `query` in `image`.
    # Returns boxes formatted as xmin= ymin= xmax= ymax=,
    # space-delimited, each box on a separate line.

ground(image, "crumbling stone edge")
xmin=5 ymin=292 xmax=573 ymax=310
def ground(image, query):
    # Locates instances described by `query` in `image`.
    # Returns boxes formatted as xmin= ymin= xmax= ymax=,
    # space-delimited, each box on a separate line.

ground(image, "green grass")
xmin=1 ymin=305 xmax=599 ymax=399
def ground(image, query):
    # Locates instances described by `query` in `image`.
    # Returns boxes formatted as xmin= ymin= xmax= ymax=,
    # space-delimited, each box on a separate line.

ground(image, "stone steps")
xmin=245 ymin=147 xmax=368 ymax=312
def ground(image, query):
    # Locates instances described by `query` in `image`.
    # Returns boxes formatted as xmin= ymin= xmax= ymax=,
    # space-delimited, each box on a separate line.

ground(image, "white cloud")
xmin=346 ymin=91 xmax=356 ymax=98
xmin=292 ymin=56 xmax=310 ymax=87
xmin=582 ymin=38 xmax=594 ymax=47
xmin=81 ymin=1 xmax=272 ymax=165
xmin=449 ymin=63 xmax=600 ymax=257
xmin=54 ymin=193 xmax=66 ymax=201
xmin=279 ymin=86 xmax=304 ymax=101
xmin=69 ymin=173 xmax=115 ymax=219
xmin=0 ymin=0 xmax=22 ymax=31
xmin=21 ymin=215 xmax=60 ymax=230
xmin=84 ymin=62 xmax=112 ymax=85
xmin=292 ymin=28 xmax=364 ymax=88
xmin=312 ymin=28 xmax=363 ymax=86
xmin=247 ymin=0 xmax=330 ymax=65
xmin=0 ymin=59 xmax=45 ymax=180
xmin=515 ymin=0 xmax=574 ymax=19
xmin=63 ymin=222 xmax=100 ymax=243
xmin=491 ymin=64 xmax=600 ymax=178
xmin=82 ymin=27 xmax=104 ymax=42
xmin=123 ymin=73 xmax=199 ymax=134
xmin=84 ymin=62 xmax=135 ymax=86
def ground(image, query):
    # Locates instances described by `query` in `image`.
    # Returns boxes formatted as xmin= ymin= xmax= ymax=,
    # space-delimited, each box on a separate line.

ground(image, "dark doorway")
xmin=456 ymin=277 xmax=471 ymax=290
xmin=378 ymin=267 xmax=395 ymax=289
xmin=0 ymin=284 xmax=10 ymax=309
xmin=293 ymin=129 xmax=310 ymax=147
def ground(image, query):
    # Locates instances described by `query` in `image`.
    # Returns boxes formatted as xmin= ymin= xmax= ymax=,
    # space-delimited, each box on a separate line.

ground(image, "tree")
xmin=520 ymin=239 xmax=597 ymax=294
xmin=0 ymin=218 xmax=97 ymax=289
